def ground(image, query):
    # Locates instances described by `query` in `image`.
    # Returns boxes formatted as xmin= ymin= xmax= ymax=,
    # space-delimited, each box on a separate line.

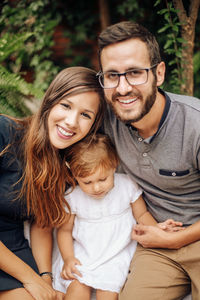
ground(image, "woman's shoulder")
xmin=0 ymin=115 xmax=19 ymax=149
xmin=0 ymin=115 xmax=18 ymax=132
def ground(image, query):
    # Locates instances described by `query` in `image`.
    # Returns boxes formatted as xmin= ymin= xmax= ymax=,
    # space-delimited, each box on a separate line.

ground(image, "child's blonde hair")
xmin=66 ymin=134 xmax=119 ymax=178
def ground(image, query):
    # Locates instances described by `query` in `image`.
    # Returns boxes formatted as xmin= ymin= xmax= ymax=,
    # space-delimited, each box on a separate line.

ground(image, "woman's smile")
xmin=48 ymin=91 xmax=100 ymax=149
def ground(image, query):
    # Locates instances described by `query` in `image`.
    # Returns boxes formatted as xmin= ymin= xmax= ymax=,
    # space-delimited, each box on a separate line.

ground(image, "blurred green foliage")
xmin=0 ymin=0 xmax=61 ymax=116
xmin=0 ymin=32 xmax=43 ymax=116
xmin=0 ymin=0 xmax=199 ymax=117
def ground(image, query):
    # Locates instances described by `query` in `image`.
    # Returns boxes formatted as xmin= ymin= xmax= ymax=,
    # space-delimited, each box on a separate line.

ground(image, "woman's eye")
xmin=60 ymin=103 xmax=70 ymax=109
xmin=81 ymin=112 xmax=91 ymax=119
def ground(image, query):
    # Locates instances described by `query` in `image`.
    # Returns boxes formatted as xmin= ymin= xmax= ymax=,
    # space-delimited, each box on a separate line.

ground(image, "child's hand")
xmin=157 ymin=219 xmax=184 ymax=232
xmin=61 ymin=256 xmax=82 ymax=280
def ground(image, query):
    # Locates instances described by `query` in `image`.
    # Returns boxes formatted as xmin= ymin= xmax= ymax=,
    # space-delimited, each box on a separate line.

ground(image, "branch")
xmin=189 ymin=0 xmax=200 ymax=24
xmin=98 ymin=0 xmax=110 ymax=30
xmin=173 ymin=0 xmax=200 ymax=26
xmin=172 ymin=0 xmax=187 ymax=22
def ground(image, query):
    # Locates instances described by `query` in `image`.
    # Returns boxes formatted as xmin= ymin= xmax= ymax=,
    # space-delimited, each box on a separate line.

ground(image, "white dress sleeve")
xmin=64 ymin=188 xmax=77 ymax=214
xmin=118 ymin=173 xmax=143 ymax=204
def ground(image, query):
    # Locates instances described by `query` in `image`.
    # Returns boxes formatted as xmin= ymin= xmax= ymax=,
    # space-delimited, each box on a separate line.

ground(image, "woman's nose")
xmin=64 ymin=111 xmax=78 ymax=128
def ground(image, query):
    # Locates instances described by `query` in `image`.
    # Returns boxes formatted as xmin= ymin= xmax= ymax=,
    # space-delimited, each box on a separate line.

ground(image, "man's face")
xmin=100 ymin=38 xmax=159 ymax=125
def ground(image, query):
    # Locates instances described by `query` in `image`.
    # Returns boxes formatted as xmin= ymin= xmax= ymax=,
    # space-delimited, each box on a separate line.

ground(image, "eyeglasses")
xmin=97 ymin=64 xmax=158 ymax=89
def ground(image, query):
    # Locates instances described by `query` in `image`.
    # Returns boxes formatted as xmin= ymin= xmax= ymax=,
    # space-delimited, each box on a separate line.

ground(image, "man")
xmin=97 ymin=21 xmax=200 ymax=300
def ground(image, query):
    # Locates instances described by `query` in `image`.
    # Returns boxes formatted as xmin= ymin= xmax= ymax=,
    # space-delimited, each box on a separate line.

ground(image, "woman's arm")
xmin=30 ymin=222 xmax=64 ymax=299
xmin=30 ymin=222 xmax=53 ymax=286
xmin=0 ymin=241 xmax=57 ymax=299
xmin=0 ymin=240 xmax=41 ymax=283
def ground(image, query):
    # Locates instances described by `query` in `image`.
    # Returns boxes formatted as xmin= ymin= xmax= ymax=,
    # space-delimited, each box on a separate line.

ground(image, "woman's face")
xmin=48 ymin=91 xmax=100 ymax=149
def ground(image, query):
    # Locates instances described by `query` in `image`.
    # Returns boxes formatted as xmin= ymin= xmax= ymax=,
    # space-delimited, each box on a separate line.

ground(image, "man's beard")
xmin=106 ymin=80 xmax=157 ymax=124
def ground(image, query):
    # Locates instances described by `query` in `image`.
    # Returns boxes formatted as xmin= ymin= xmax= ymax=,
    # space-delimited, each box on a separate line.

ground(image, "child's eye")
xmin=81 ymin=112 xmax=91 ymax=119
xmin=83 ymin=181 xmax=91 ymax=185
xmin=99 ymin=177 xmax=106 ymax=182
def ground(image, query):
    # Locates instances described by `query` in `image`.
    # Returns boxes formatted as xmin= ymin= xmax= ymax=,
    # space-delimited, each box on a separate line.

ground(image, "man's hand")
xmin=131 ymin=224 xmax=181 ymax=249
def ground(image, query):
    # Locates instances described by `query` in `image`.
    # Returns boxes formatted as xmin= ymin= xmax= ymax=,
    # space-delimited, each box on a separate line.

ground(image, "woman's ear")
xmin=156 ymin=61 xmax=165 ymax=87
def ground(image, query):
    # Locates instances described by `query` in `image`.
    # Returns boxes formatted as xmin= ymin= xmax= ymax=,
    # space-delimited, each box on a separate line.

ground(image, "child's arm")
xmin=57 ymin=214 xmax=82 ymax=280
xmin=131 ymin=195 xmax=157 ymax=225
xmin=131 ymin=195 xmax=183 ymax=231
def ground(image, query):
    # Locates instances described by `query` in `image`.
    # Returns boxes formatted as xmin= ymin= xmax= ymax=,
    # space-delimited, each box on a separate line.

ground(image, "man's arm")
xmin=131 ymin=220 xmax=200 ymax=249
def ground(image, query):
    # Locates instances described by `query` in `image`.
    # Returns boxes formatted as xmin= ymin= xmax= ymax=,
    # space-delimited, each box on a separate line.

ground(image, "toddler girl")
xmin=53 ymin=133 xmax=182 ymax=300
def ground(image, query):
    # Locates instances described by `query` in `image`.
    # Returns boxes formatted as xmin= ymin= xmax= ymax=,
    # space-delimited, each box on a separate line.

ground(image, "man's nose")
xmin=116 ymin=75 xmax=133 ymax=95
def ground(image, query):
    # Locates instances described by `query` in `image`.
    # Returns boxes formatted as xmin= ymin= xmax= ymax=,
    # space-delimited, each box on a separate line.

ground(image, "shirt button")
xmin=142 ymin=152 xmax=147 ymax=157
xmin=138 ymin=137 xmax=143 ymax=142
xmin=172 ymin=172 xmax=176 ymax=176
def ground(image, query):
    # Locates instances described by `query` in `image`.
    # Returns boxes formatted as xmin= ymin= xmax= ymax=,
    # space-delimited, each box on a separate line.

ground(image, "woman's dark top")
xmin=0 ymin=115 xmax=38 ymax=291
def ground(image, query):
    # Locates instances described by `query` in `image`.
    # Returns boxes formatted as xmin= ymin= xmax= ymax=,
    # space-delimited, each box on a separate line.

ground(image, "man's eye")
xmin=106 ymin=73 xmax=118 ymax=80
xmin=129 ymin=70 xmax=143 ymax=76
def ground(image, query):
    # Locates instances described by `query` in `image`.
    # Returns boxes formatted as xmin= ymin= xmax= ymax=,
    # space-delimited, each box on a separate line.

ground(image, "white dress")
xmin=53 ymin=173 xmax=142 ymax=293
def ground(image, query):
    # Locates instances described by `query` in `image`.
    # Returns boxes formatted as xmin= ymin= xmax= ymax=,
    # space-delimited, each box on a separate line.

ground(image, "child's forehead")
xmin=77 ymin=166 xmax=110 ymax=180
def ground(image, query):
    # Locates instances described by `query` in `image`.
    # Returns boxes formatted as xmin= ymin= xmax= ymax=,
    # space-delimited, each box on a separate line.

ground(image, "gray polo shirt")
xmin=104 ymin=90 xmax=200 ymax=226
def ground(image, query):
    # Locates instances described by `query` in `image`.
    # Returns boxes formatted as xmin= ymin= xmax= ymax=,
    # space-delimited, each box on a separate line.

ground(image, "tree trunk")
xmin=172 ymin=0 xmax=200 ymax=96
xmin=98 ymin=0 xmax=110 ymax=30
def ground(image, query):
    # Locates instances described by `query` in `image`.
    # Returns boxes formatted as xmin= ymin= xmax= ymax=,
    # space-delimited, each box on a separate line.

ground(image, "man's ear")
xmin=156 ymin=61 xmax=165 ymax=87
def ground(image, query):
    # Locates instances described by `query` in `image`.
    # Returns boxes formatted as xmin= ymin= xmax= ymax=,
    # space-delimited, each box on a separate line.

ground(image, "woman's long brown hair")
xmin=3 ymin=67 xmax=105 ymax=227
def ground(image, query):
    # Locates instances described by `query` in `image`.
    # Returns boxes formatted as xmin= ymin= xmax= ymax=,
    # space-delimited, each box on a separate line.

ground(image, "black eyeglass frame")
xmin=96 ymin=63 xmax=158 ymax=89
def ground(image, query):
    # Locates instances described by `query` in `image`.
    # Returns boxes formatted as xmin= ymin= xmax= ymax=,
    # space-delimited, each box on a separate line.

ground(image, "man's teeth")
xmin=119 ymin=98 xmax=137 ymax=104
xmin=58 ymin=127 xmax=73 ymax=136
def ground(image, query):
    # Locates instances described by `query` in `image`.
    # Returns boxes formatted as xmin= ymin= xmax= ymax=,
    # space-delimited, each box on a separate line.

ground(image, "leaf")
xmin=176 ymin=37 xmax=187 ymax=44
xmin=193 ymin=51 xmax=200 ymax=73
xmin=158 ymin=24 xmax=170 ymax=33
xmin=154 ymin=0 xmax=162 ymax=7
xmin=157 ymin=8 xmax=168 ymax=15
xmin=0 ymin=32 xmax=33 ymax=62
xmin=164 ymin=40 xmax=173 ymax=49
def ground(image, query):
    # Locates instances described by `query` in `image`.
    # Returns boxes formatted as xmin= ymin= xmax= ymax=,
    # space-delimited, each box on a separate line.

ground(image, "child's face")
xmin=75 ymin=167 xmax=115 ymax=199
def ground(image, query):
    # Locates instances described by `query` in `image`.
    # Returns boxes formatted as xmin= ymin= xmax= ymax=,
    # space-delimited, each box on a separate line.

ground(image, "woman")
xmin=0 ymin=66 xmax=105 ymax=300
